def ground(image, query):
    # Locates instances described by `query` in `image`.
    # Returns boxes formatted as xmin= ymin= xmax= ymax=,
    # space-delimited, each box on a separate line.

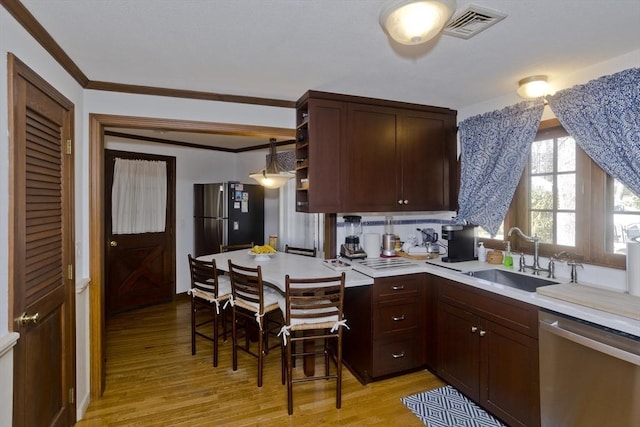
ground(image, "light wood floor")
xmin=76 ymin=295 xmax=445 ymax=426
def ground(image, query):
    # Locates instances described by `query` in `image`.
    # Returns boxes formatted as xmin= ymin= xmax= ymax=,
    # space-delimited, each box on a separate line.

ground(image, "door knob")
xmin=479 ymin=330 xmax=486 ymax=337
xmin=109 ymin=240 xmax=118 ymax=247
xmin=471 ymin=326 xmax=478 ymax=333
xmin=16 ymin=312 xmax=40 ymax=325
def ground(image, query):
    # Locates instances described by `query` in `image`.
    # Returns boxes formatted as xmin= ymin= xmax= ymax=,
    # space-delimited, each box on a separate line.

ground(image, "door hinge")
xmin=67 ymin=264 xmax=73 ymax=280
xmin=69 ymin=387 xmax=74 ymax=404
xmin=66 ymin=139 xmax=72 ymax=155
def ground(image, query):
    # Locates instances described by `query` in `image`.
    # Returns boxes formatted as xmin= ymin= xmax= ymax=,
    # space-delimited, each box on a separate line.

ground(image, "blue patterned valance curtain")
xmin=547 ymin=68 xmax=640 ymax=197
xmin=457 ymin=99 xmax=545 ymax=236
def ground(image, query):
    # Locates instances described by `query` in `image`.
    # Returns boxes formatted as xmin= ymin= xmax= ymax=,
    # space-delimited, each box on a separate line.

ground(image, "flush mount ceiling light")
xmin=379 ymin=0 xmax=457 ymax=45
xmin=517 ymin=75 xmax=550 ymax=99
xmin=249 ymin=138 xmax=294 ymax=189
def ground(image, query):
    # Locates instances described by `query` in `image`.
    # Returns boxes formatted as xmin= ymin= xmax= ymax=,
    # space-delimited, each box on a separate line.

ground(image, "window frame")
xmin=480 ymin=118 xmax=626 ymax=269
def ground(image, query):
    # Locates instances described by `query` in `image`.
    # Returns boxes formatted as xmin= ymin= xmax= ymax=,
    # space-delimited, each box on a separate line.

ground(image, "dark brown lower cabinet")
xmin=343 ymin=274 xmax=427 ymax=384
xmin=437 ymin=277 xmax=541 ymax=427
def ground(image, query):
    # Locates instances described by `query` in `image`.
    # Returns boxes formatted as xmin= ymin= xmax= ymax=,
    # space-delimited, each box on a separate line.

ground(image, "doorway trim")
xmin=88 ymin=113 xmax=295 ymax=396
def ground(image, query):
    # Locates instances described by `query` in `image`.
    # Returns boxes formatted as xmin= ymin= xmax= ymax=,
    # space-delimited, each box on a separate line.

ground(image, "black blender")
xmin=340 ymin=215 xmax=367 ymax=259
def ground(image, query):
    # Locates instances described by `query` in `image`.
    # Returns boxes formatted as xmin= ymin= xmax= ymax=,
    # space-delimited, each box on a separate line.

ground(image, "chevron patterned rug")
xmin=401 ymin=385 xmax=506 ymax=426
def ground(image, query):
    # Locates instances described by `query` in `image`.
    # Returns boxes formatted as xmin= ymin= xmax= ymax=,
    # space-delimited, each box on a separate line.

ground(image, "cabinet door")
xmin=306 ymin=98 xmax=347 ymax=212
xmin=398 ymin=110 xmax=454 ymax=211
xmin=437 ymin=301 xmax=480 ymax=401
xmin=481 ymin=320 xmax=541 ymax=427
xmin=345 ymin=103 xmax=398 ymax=212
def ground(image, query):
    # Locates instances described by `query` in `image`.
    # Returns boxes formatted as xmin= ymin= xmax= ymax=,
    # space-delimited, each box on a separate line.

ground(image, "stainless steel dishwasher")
xmin=539 ymin=310 xmax=640 ymax=427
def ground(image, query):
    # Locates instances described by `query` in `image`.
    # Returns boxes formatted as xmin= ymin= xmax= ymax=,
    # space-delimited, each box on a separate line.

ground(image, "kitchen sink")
xmin=461 ymin=268 xmax=558 ymax=292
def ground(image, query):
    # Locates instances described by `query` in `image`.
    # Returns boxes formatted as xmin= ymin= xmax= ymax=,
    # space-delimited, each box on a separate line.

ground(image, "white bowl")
xmin=247 ymin=251 xmax=275 ymax=262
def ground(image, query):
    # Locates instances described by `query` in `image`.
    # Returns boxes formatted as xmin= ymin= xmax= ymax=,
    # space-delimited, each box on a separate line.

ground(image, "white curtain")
xmin=112 ymin=158 xmax=167 ymax=234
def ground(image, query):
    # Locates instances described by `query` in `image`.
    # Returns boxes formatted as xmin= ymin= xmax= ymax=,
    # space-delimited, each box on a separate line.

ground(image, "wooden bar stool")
xmin=220 ymin=242 xmax=254 ymax=253
xmin=284 ymin=245 xmax=317 ymax=258
xmin=187 ymin=254 xmax=232 ymax=367
xmin=279 ymin=273 xmax=346 ymax=415
xmin=227 ymin=261 xmax=284 ymax=387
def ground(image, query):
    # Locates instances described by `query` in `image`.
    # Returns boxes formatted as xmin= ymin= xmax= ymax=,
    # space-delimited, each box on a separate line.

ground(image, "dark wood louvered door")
xmin=9 ymin=55 xmax=76 ymax=427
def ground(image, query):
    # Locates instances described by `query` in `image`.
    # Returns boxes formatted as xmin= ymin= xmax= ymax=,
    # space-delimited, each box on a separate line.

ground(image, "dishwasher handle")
xmin=540 ymin=320 xmax=640 ymax=367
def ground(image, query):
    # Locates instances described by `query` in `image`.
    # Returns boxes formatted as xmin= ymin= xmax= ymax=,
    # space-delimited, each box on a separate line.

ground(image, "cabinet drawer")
xmin=372 ymin=335 xmax=422 ymax=377
xmin=440 ymin=278 xmax=538 ymax=337
xmin=373 ymin=274 xmax=422 ymax=301
xmin=374 ymin=299 xmax=420 ymax=336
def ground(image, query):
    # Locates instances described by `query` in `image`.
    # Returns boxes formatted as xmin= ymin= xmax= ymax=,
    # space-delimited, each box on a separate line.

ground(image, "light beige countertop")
xmin=199 ymin=251 xmax=639 ymax=337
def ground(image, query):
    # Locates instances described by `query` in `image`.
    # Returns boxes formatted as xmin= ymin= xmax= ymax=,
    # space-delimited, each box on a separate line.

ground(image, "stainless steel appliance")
xmin=340 ymin=215 xmax=367 ymax=260
xmin=382 ymin=233 xmax=396 ymax=256
xmin=194 ymin=182 xmax=264 ymax=256
xmin=539 ymin=310 xmax=640 ymax=426
xmin=441 ymin=224 xmax=477 ymax=262
xmin=418 ymin=228 xmax=440 ymax=255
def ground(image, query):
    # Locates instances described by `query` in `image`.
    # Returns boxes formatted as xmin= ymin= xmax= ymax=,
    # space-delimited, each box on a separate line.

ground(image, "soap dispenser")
xmin=478 ymin=242 xmax=487 ymax=262
xmin=503 ymin=241 xmax=513 ymax=267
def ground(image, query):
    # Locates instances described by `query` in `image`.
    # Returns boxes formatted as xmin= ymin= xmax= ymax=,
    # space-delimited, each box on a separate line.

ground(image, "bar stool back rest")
xmin=220 ymin=242 xmax=254 ymax=253
xmin=187 ymin=254 xmax=231 ymax=367
xmin=284 ymin=245 xmax=317 ymax=258
xmin=283 ymin=272 xmax=346 ymax=414
xmin=227 ymin=261 xmax=284 ymax=387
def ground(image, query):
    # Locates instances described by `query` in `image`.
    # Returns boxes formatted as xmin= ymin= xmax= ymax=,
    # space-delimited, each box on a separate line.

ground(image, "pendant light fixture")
xmin=517 ymin=75 xmax=550 ymax=99
xmin=249 ymin=138 xmax=294 ymax=189
xmin=379 ymin=0 xmax=457 ymax=45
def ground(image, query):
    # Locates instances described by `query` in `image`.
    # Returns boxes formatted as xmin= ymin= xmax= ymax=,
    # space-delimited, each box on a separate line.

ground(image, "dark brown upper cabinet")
xmin=296 ymin=91 xmax=457 ymax=213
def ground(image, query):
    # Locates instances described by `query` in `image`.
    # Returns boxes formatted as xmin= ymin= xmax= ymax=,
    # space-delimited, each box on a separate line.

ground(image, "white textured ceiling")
xmin=19 ymin=0 xmax=640 ymax=149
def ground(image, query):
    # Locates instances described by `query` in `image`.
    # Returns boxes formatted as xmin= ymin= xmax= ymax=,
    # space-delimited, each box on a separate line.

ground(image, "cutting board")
xmin=397 ymin=251 xmax=437 ymax=260
xmin=537 ymin=283 xmax=640 ymax=320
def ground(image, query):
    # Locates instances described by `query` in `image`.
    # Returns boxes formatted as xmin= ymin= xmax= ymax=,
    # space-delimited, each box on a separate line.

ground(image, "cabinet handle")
xmin=397 ymin=200 xmax=403 ymax=205
xmin=404 ymin=200 xmax=408 ymax=204
xmin=471 ymin=326 xmax=478 ymax=333
xmin=479 ymin=330 xmax=486 ymax=337
xmin=392 ymin=351 xmax=406 ymax=359
xmin=392 ymin=315 xmax=406 ymax=321
xmin=391 ymin=285 xmax=405 ymax=290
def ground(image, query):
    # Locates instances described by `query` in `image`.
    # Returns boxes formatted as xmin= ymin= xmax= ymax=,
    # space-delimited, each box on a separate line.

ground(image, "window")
xmin=480 ymin=119 xmax=632 ymax=269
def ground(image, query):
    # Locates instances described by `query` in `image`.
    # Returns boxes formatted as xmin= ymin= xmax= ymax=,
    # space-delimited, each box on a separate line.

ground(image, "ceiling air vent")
xmin=443 ymin=5 xmax=507 ymax=39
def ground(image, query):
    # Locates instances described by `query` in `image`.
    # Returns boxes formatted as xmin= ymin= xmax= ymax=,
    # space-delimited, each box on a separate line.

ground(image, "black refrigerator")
xmin=194 ymin=182 xmax=265 ymax=256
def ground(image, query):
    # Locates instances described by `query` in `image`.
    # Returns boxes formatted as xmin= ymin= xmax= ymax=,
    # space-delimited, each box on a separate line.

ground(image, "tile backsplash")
xmin=336 ymin=211 xmax=628 ymax=292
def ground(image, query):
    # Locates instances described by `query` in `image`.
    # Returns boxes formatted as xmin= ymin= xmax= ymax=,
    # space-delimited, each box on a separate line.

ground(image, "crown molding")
xmin=2 ymin=0 xmax=295 ymax=109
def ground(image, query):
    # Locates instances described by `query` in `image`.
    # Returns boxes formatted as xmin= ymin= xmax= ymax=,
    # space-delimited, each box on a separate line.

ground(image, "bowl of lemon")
xmin=248 ymin=244 xmax=277 ymax=261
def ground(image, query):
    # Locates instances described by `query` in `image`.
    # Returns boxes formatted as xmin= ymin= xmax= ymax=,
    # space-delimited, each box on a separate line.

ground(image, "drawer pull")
xmin=392 ymin=315 xmax=406 ymax=321
xmin=391 ymin=285 xmax=405 ymax=291
xmin=471 ymin=326 xmax=478 ymax=333
xmin=392 ymin=351 xmax=406 ymax=359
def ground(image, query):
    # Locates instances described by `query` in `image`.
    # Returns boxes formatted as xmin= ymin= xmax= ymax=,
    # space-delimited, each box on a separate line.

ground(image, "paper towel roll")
xmin=627 ymin=241 xmax=640 ymax=296
xmin=363 ymin=233 xmax=381 ymax=259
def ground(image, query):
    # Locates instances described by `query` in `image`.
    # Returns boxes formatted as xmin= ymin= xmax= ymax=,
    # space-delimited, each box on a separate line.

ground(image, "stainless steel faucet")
xmin=507 ymin=227 xmax=554 ymax=278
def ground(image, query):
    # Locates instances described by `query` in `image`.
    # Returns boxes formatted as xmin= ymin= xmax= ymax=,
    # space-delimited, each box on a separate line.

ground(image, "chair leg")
xmin=257 ymin=322 xmax=264 ymax=387
xmin=232 ymin=308 xmax=238 ymax=371
xmin=191 ymin=298 xmax=196 ymax=355
xmin=212 ymin=309 xmax=218 ymax=367
xmin=324 ymin=337 xmax=330 ymax=377
xmin=280 ymin=336 xmax=286 ymax=386
xmin=287 ymin=338 xmax=294 ymax=415
xmin=336 ymin=334 xmax=343 ymax=409
xmin=222 ymin=306 xmax=228 ymax=341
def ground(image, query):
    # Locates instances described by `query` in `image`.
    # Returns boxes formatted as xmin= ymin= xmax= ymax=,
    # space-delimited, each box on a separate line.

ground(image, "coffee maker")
xmin=441 ymin=224 xmax=477 ymax=262
xmin=340 ymin=215 xmax=367 ymax=260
